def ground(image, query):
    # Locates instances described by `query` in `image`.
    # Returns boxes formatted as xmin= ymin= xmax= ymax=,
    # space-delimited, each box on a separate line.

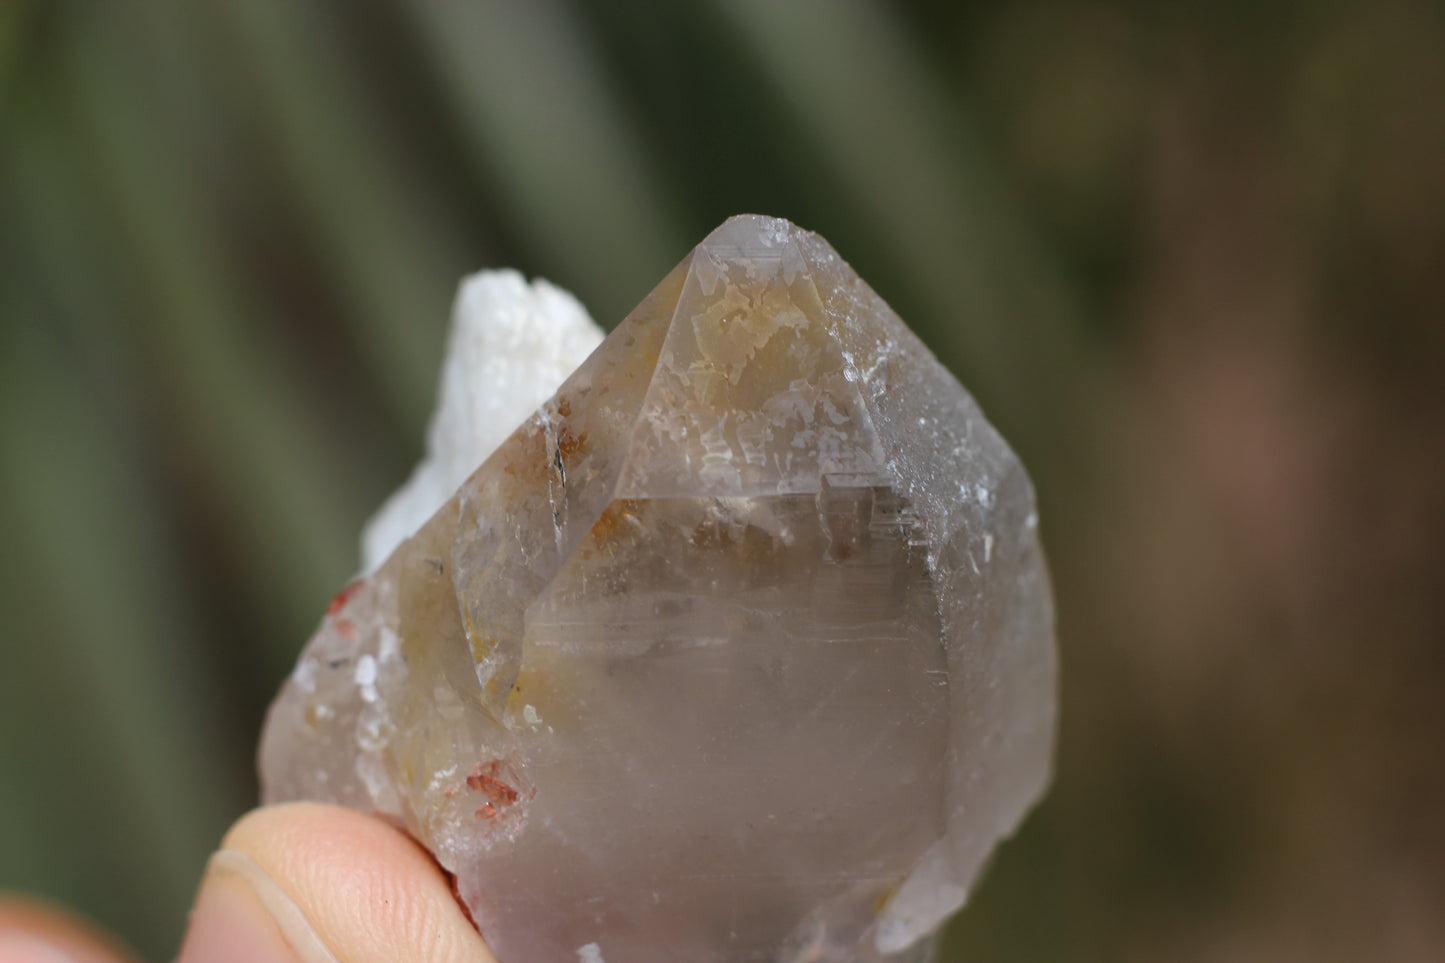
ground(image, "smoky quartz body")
xmin=260 ymin=215 xmax=1056 ymax=963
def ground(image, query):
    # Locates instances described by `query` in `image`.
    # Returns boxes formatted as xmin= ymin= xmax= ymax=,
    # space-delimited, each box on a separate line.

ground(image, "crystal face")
xmin=259 ymin=215 xmax=1056 ymax=963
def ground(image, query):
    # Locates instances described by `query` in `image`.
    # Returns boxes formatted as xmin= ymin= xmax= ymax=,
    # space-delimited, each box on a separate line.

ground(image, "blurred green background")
xmin=2 ymin=0 xmax=1443 ymax=960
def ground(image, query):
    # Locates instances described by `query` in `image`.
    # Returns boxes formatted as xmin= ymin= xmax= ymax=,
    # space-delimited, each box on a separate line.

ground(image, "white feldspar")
xmin=262 ymin=216 xmax=1056 ymax=963
xmin=361 ymin=270 xmax=604 ymax=571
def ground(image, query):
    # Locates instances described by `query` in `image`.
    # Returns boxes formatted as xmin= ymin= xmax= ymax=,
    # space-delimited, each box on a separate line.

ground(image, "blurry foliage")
xmin=2 ymin=0 xmax=1443 ymax=961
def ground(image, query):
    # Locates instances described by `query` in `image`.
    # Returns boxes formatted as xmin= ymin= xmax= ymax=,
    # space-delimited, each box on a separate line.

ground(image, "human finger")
xmin=0 ymin=896 xmax=140 ymax=963
xmin=177 ymin=802 xmax=496 ymax=963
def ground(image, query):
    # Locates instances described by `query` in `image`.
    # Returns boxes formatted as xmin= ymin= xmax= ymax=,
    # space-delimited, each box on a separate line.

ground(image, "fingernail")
xmin=0 ymin=933 xmax=79 ymax=963
xmin=177 ymin=851 xmax=337 ymax=963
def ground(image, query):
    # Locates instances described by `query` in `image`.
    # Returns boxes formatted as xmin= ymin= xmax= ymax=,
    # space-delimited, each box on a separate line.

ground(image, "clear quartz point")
xmin=259 ymin=215 xmax=1057 ymax=963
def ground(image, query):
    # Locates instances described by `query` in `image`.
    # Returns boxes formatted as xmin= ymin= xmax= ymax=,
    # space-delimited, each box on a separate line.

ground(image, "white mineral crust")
xmin=260 ymin=216 xmax=1057 ymax=963
xmin=362 ymin=270 xmax=604 ymax=571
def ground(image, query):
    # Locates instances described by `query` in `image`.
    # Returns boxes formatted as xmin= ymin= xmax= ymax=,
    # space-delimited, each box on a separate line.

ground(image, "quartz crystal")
xmin=259 ymin=215 xmax=1056 ymax=963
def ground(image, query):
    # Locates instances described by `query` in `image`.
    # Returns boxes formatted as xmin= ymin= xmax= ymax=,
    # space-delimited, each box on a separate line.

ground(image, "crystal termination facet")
xmin=259 ymin=215 xmax=1057 ymax=963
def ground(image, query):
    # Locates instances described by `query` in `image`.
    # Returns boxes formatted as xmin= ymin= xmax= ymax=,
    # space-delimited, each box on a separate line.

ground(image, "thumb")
xmin=178 ymin=803 xmax=496 ymax=963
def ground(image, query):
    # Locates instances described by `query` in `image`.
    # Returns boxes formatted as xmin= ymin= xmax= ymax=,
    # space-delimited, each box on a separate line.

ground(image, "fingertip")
xmin=0 ymin=897 xmax=139 ymax=963
xmin=177 ymin=860 xmax=318 ymax=963
xmin=188 ymin=803 xmax=494 ymax=963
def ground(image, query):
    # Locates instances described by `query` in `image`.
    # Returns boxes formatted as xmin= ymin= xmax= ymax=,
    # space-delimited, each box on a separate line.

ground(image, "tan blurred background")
xmin=2 ymin=1 xmax=1443 ymax=960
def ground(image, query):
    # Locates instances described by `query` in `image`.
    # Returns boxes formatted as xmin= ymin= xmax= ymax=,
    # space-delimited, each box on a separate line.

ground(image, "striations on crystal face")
xmin=259 ymin=215 xmax=1057 ymax=963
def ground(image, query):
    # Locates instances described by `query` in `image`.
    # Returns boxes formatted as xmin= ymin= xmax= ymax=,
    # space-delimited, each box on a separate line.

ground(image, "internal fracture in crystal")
xmin=259 ymin=215 xmax=1057 ymax=963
